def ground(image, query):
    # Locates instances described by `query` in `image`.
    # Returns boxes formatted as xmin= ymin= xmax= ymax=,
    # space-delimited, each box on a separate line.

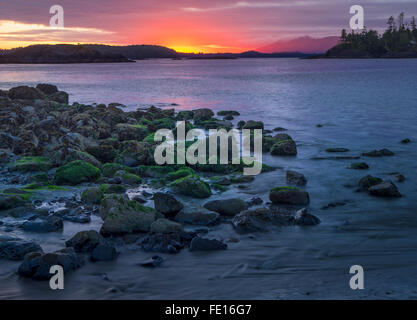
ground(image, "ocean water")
xmin=1 ymin=58 xmax=417 ymax=299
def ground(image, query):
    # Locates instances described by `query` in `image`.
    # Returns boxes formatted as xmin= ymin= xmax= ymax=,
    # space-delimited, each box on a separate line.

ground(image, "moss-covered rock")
xmin=85 ymin=144 xmax=117 ymax=163
xmin=54 ymin=160 xmax=101 ymax=185
xmin=350 ymin=162 xmax=369 ymax=170
xmin=0 ymin=193 xmax=28 ymax=210
xmin=169 ymin=175 xmax=211 ymax=198
xmin=166 ymin=167 xmax=195 ymax=181
xmin=65 ymin=149 xmax=102 ymax=169
xmin=270 ymin=139 xmax=297 ymax=156
xmin=135 ymin=165 xmax=175 ymax=178
xmin=358 ymin=175 xmax=383 ymax=191
xmin=242 ymin=120 xmax=264 ymax=130
xmin=102 ymin=163 xmax=132 ymax=177
xmin=114 ymin=170 xmax=142 ymax=185
xmin=150 ymin=218 xmax=183 ymax=234
xmin=115 ymin=123 xmax=148 ymax=141
xmin=115 ymin=141 xmax=154 ymax=167
xmin=81 ymin=187 xmax=104 ymax=205
xmin=99 ymin=194 xmax=160 ymax=236
xmin=10 ymin=157 xmax=52 ymax=172
xmin=99 ymin=184 xmax=127 ymax=194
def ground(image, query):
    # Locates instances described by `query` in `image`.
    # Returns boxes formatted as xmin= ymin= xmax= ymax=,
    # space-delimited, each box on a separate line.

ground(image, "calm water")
xmin=1 ymin=59 xmax=417 ymax=299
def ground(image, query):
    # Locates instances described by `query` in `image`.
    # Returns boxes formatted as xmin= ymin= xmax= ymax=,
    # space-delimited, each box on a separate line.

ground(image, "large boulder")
xmin=36 ymin=83 xmax=58 ymax=95
xmin=232 ymin=208 xmax=295 ymax=233
xmin=9 ymin=156 xmax=52 ymax=172
xmin=169 ymin=175 xmax=211 ymax=199
xmin=54 ymin=160 xmax=101 ymax=185
xmin=0 ymin=194 xmax=27 ymax=211
xmin=48 ymin=91 xmax=69 ymax=104
xmin=18 ymin=248 xmax=83 ymax=280
xmin=358 ymin=175 xmax=383 ymax=191
xmin=65 ymin=230 xmax=104 ymax=253
xmin=270 ymin=138 xmax=297 ymax=156
xmin=0 ymin=236 xmax=43 ymax=260
xmin=115 ymin=124 xmax=148 ymax=141
xmin=64 ymin=149 xmax=102 ymax=169
xmin=150 ymin=218 xmax=183 ymax=234
xmin=99 ymin=194 xmax=160 ymax=236
xmin=269 ymin=187 xmax=310 ymax=205
xmin=8 ymin=86 xmax=45 ymax=100
xmin=192 ymin=108 xmax=214 ymax=123
xmin=115 ymin=141 xmax=154 ymax=167
xmin=175 ymin=204 xmax=220 ymax=226
xmin=81 ymin=187 xmax=104 ymax=205
xmin=90 ymin=243 xmax=118 ymax=262
xmin=153 ymin=192 xmax=184 ymax=216
xmin=368 ymin=181 xmax=402 ymax=198
xmin=203 ymin=198 xmax=247 ymax=216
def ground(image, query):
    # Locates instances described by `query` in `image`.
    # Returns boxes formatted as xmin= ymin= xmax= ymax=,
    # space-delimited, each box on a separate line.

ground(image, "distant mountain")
xmin=0 ymin=44 xmax=133 ymax=64
xmin=258 ymin=36 xmax=340 ymax=54
xmin=85 ymin=44 xmax=178 ymax=59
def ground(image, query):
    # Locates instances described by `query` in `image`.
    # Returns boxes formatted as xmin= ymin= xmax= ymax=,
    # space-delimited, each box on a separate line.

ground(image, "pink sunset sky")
xmin=0 ymin=0 xmax=416 ymax=52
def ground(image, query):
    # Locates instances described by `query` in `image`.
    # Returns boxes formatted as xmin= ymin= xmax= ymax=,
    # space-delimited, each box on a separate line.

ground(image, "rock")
xmin=9 ymin=156 xmax=52 ymax=172
xmin=101 ymin=184 xmax=126 ymax=194
xmin=166 ymin=167 xmax=195 ymax=181
xmin=54 ymin=160 xmax=101 ymax=185
xmin=390 ymin=173 xmax=405 ymax=182
xmin=176 ymin=110 xmax=194 ymax=121
xmin=189 ymin=237 xmax=227 ymax=251
xmin=114 ymin=170 xmax=142 ymax=185
xmin=150 ymin=218 xmax=183 ymax=234
xmin=286 ymin=170 xmax=307 ymax=186
xmin=350 ymin=162 xmax=369 ymax=170
xmin=141 ymin=233 xmax=186 ymax=254
xmin=192 ymin=108 xmax=214 ymax=122
xmin=175 ymin=205 xmax=220 ymax=226
xmin=169 ymin=175 xmax=211 ymax=198
xmin=132 ymin=194 xmax=147 ymax=204
xmin=294 ymin=208 xmax=321 ymax=226
xmin=217 ymin=110 xmax=240 ymax=117
xmin=401 ymin=138 xmax=411 ymax=144
xmin=229 ymin=174 xmax=254 ymax=184
xmin=368 ymin=182 xmax=402 ymax=198
xmin=273 ymin=127 xmax=287 ymax=132
xmin=140 ymin=255 xmax=164 ymax=267
xmin=91 ymin=243 xmax=118 ymax=262
xmin=65 ymin=149 xmax=102 ymax=169
xmin=232 ymin=208 xmax=295 ymax=233
xmin=36 ymin=83 xmax=58 ymax=95
xmin=153 ymin=192 xmax=184 ymax=216
xmin=81 ymin=187 xmax=104 ymax=205
xmin=269 ymin=187 xmax=309 ymax=205
xmin=8 ymin=86 xmax=45 ymax=100
xmin=65 ymin=230 xmax=104 ymax=253
xmin=242 ymin=120 xmax=264 ymax=130
xmin=48 ymin=91 xmax=69 ymax=104
xmin=115 ymin=141 xmax=154 ymax=167
xmin=358 ymin=175 xmax=383 ymax=191
xmin=203 ymin=198 xmax=247 ymax=216
xmin=0 ymin=236 xmax=43 ymax=260
xmin=237 ymin=120 xmax=246 ymax=129
xmin=102 ymin=163 xmax=131 ymax=177
xmin=85 ymin=144 xmax=117 ymax=163
xmin=115 ymin=123 xmax=148 ymax=141
xmin=270 ymin=139 xmax=297 ymax=156
xmin=99 ymin=194 xmax=159 ymax=236
xmin=18 ymin=248 xmax=83 ymax=280
xmin=22 ymin=216 xmax=63 ymax=233
xmin=246 ymin=196 xmax=263 ymax=207
xmin=326 ymin=148 xmax=350 ymax=152
xmin=362 ymin=149 xmax=394 ymax=157
xmin=0 ymin=194 xmax=27 ymax=211
xmin=321 ymin=201 xmax=348 ymax=210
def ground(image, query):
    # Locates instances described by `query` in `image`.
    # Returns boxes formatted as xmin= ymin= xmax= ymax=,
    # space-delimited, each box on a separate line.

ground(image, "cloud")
xmin=183 ymin=1 xmax=316 ymax=12
xmin=0 ymin=20 xmax=114 ymax=44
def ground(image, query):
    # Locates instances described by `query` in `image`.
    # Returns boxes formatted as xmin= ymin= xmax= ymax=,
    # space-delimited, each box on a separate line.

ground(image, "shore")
xmin=0 ymin=83 xmax=413 ymax=298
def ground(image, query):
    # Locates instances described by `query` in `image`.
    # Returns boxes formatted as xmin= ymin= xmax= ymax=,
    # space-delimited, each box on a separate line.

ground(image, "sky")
xmin=0 ymin=0 xmax=416 ymax=52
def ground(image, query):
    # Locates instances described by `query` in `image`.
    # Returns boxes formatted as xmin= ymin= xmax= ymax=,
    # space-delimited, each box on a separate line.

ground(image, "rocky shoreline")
xmin=0 ymin=84 xmax=407 ymax=284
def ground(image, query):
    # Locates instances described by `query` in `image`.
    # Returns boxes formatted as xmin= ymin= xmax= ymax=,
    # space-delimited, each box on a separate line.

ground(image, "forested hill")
xmin=85 ymin=44 xmax=178 ymax=59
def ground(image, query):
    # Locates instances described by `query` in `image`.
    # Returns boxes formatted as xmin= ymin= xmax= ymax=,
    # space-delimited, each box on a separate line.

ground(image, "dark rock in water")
xmin=203 ymin=198 xmax=247 ymax=216
xmin=8 ymin=86 xmax=44 ymax=100
xmin=242 ymin=120 xmax=264 ymax=130
xmin=66 ymin=230 xmax=104 ymax=253
xmin=270 ymin=139 xmax=297 ymax=156
xmin=286 ymin=170 xmax=307 ymax=186
xmin=358 ymin=175 xmax=383 ymax=191
xmin=401 ymin=138 xmax=411 ymax=144
xmin=389 ymin=173 xmax=405 ymax=182
xmin=91 ymin=243 xmax=118 ymax=262
xmin=321 ymin=201 xmax=348 ymax=210
xmin=0 ymin=236 xmax=43 ymax=260
xmin=22 ymin=216 xmax=63 ymax=233
xmin=49 ymin=91 xmax=69 ymax=104
xmin=273 ymin=127 xmax=287 ymax=132
xmin=217 ymin=110 xmax=240 ymax=117
xmin=140 ymin=255 xmax=164 ymax=268
xmin=175 ymin=205 xmax=220 ymax=226
xmin=189 ymin=237 xmax=227 ymax=251
xmin=223 ymin=115 xmax=234 ymax=120
xmin=269 ymin=187 xmax=309 ymax=205
xmin=350 ymin=162 xmax=369 ymax=170
xmin=18 ymin=247 xmax=83 ymax=280
xmin=326 ymin=148 xmax=350 ymax=153
xmin=81 ymin=187 xmax=103 ymax=205
xmin=246 ymin=197 xmax=263 ymax=207
xmin=311 ymin=156 xmax=360 ymax=160
xmin=316 ymin=124 xmax=323 ymax=127
xmin=140 ymin=233 xmax=188 ymax=254
xmin=153 ymin=192 xmax=184 ymax=216
xmin=294 ymin=208 xmax=321 ymax=226
xmin=237 ymin=120 xmax=246 ymax=129
xmin=193 ymin=108 xmax=214 ymax=122
xmin=362 ymin=149 xmax=394 ymax=157
xmin=232 ymin=208 xmax=294 ymax=233
xmin=368 ymin=182 xmax=402 ymax=198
